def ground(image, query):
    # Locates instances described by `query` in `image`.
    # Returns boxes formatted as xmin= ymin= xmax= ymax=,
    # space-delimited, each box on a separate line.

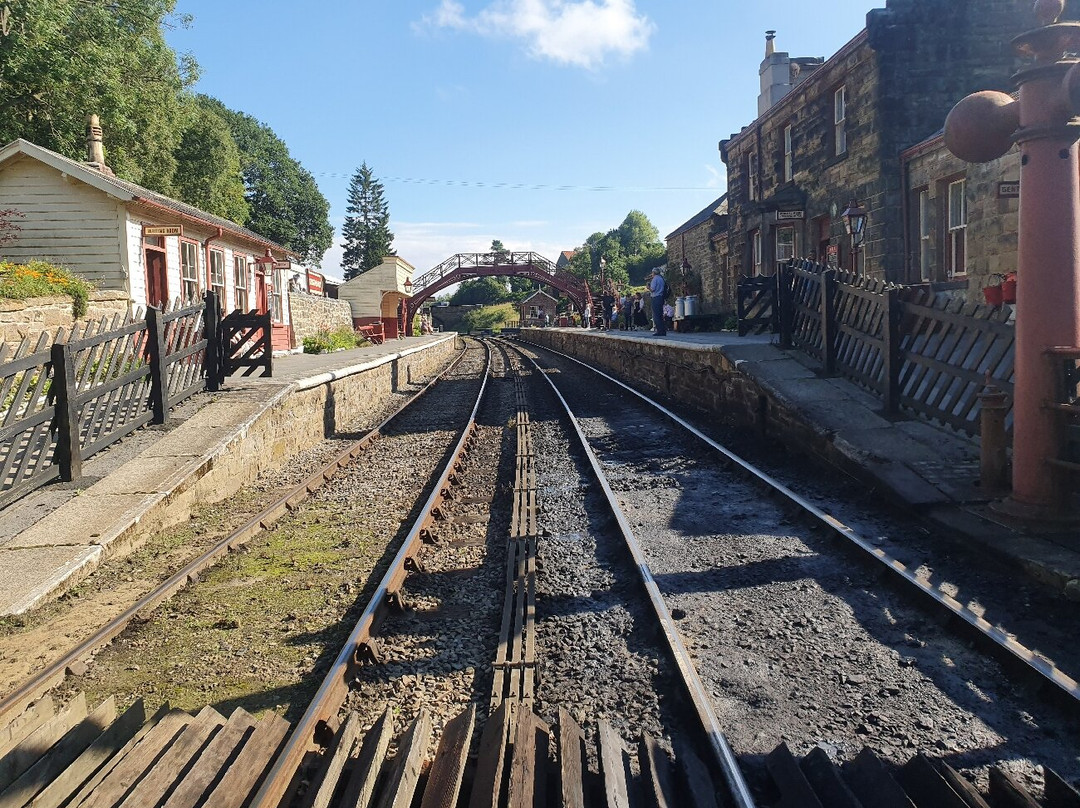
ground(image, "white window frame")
xmin=947 ymin=179 xmax=967 ymax=277
xmin=271 ymin=268 xmax=284 ymax=323
xmin=752 ymin=230 xmax=763 ymax=276
xmin=180 ymin=240 xmax=200 ymax=306
xmin=918 ymin=189 xmax=931 ymax=281
xmin=834 ymin=86 xmax=847 ymax=156
xmin=748 ymin=151 xmax=758 ymax=202
xmin=209 ymin=248 xmax=225 ymax=303
xmin=776 ymin=226 xmax=797 ymax=268
xmin=234 ymin=255 xmax=249 ymax=312
xmin=783 ymin=124 xmax=793 ymax=183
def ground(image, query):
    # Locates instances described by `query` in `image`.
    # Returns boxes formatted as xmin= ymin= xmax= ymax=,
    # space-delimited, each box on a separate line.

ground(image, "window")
xmin=234 ymin=255 xmax=249 ymax=312
xmin=528 ymin=305 xmax=538 ymax=319
xmin=834 ymin=86 xmax=847 ymax=156
xmin=946 ymin=179 xmax=967 ymax=276
xmin=918 ymin=189 xmax=932 ymax=281
xmin=751 ymin=230 xmax=763 ymax=276
xmin=209 ymin=248 xmax=225 ymax=303
xmin=271 ymin=269 xmax=284 ymax=322
xmin=776 ymin=227 xmax=797 ymax=267
xmin=747 ymin=151 xmax=758 ymax=202
xmin=783 ymin=125 xmax=793 ymax=183
xmin=180 ymin=240 xmax=199 ymax=305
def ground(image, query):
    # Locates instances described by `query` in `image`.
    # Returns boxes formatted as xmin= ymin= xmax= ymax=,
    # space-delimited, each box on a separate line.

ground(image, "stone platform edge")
xmin=1 ymin=336 xmax=460 ymax=616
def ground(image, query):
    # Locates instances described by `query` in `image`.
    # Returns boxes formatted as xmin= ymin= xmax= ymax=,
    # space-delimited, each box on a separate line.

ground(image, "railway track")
xmin=0 ymin=336 xmax=1078 ymax=807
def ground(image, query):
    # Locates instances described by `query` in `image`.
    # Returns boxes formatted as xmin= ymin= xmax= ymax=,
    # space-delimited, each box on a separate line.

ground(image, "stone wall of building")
xmin=288 ymin=291 xmax=354 ymax=342
xmin=904 ymin=137 xmax=1020 ymax=302
xmin=666 ymin=216 xmax=731 ymax=314
xmin=0 ymin=291 xmax=130 ymax=346
xmin=721 ymin=0 xmax=1035 ymax=287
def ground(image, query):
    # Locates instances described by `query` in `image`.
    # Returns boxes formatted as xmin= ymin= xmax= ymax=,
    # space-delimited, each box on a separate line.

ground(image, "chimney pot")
xmin=85 ymin=114 xmax=112 ymax=174
xmin=766 ymin=30 xmax=776 ymax=57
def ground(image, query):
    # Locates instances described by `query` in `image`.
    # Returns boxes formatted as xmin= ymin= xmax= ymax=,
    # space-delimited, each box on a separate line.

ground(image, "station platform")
xmin=518 ymin=326 xmax=1080 ymax=601
xmin=0 ymin=334 xmax=459 ymax=616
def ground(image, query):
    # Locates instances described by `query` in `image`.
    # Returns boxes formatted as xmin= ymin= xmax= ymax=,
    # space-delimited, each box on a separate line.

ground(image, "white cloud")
xmin=417 ymin=0 xmax=654 ymax=69
xmin=704 ymin=164 xmax=726 ymax=190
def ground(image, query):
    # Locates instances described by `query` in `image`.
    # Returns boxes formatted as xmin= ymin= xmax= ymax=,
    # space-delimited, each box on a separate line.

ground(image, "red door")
xmin=254 ymin=270 xmax=269 ymax=314
xmin=145 ymin=248 xmax=168 ymax=309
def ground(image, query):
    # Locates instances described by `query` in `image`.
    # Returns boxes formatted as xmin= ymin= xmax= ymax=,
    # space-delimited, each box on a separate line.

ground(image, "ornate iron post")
xmin=945 ymin=0 xmax=1080 ymax=515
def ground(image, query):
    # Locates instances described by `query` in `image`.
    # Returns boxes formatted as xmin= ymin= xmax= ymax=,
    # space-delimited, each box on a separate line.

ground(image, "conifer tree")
xmin=341 ymin=163 xmax=395 ymax=279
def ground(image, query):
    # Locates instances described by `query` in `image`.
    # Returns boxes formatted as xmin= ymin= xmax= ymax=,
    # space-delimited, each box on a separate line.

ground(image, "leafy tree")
xmin=341 ymin=163 xmax=395 ymax=279
xmin=450 ymin=277 xmax=513 ymax=306
xmin=172 ymin=101 xmax=248 ymax=223
xmin=490 ymin=239 xmax=506 ymax=253
xmin=566 ymin=211 xmax=662 ymax=288
xmin=198 ymin=96 xmax=333 ymax=265
xmin=617 ymin=210 xmax=660 ymax=257
xmin=0 ymin=0 xmax=196 ymax=193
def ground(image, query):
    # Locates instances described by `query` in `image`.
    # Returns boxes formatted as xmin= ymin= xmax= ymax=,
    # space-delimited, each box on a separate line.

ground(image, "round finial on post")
xmin=944 ymin=91 xmax=1019 ymax=163
xmin=1034 ymin=0 xmax=1066 ymax=26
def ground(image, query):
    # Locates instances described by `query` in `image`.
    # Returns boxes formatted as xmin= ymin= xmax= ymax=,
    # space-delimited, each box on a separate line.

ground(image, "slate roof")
xmin=665 ymin=194 xmax=727 ymax=242
xmin=0 ymin=138 xmax=296 ymax=258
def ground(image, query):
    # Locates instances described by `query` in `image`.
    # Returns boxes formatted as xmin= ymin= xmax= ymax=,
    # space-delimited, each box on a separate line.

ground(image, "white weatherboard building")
xmin=0 ymin=130 xmax=300 ymax=351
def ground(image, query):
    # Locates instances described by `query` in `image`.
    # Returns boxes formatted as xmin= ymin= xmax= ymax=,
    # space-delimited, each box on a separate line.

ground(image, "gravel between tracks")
xmin=36 ymin=343 xmax=487 ymax=723
xmin=520 ymin=341 xmax=1080 ymax=798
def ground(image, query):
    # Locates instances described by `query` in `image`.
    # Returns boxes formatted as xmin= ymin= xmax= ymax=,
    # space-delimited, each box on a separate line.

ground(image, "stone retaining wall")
xmin=288 ymin=291 xmax=355 ymax=343
xmin=518 ymin=329 xmax=845 ymax=477
xmin=0 ymin=291 xmax=130 ymax=346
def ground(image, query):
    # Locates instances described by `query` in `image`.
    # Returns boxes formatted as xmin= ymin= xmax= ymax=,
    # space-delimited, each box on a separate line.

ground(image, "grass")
xmin=302 ymin=327 xmax=369 ymax=354
xmin=0 ymin=260 xmax=92 ymax=319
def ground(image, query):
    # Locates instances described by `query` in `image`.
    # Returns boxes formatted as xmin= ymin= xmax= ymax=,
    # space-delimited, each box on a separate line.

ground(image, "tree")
xmin=172 ymin=101 xmax=248 ymax=224
xmin=617 ymin=210 xmax=661 ymax=257
xmin=197 ymin=96 xmax=333 ymax=265
xmin=490 ymin=239 xmax=506 ymax=253
xmin=450 ymin=277 xmax=514 ymax=306
xmin=0 ymin=0 xmax=196 ymax=194
xmin=341 ymin=163 xmax=395 ymax=279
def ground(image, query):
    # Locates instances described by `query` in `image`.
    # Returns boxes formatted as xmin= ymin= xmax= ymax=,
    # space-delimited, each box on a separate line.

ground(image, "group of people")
xmin=583 ymin=268 xmax=671 ymax=336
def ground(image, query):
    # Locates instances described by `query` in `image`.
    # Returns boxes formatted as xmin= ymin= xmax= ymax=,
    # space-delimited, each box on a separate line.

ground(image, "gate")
xmin=210 ymin=308 xmax=272 ymax=390
xmin=736 ymin=275 xmax=777 ymax=336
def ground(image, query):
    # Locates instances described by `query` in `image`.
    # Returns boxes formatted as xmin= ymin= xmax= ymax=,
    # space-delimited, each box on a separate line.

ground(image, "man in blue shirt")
xmin=648 ymin=268 xmax=667 ymax=336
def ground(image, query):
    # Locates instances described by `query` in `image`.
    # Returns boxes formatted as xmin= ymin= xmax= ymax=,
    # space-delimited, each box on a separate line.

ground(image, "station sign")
xmin=997 ymin=181 xmax=1020 ymax=198
xmin=307 ymin=271 xmax=324 ymax=294
xmin=272 ymin=261 xmax=292 ymax=270
xmin=777 ymin=210 xmax=805 ymax=221
xmin=142 ymin=225 xmax=183 ymax=237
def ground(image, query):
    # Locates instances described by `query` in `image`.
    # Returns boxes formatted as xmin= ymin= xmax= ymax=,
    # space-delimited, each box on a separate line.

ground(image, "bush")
xmin=462 ymin=302 xmax=518 ymax=332
xmin=302 ymin=327 xmax=367 ymax=354
xmin=0 ymin=260 xmax=93 ymax=319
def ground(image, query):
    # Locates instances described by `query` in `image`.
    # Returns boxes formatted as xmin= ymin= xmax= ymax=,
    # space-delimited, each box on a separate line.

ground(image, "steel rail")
xmin=508 ymin=341 xmax=757 ymax=808
xmin=249 ymin=339 xmax=494 ymax=808
xmin=0 ymin=341 xmax=470 ymax=728
xmin=520 ymin=338 xmax=1080 ymax=715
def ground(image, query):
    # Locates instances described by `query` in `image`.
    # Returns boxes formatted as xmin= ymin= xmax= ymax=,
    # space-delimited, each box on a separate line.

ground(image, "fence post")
xmin=146 ymin=307 xmax=169 ymax=424
xmin=736 ymin=277 xmax=748 ymax=337
xmin=204 ymin=290 xmax=221 ymax=392
xmin=777 ymin=263 xmax=794 ymax=348
xmin=262 ymin=311 xmax=274 ymax=377
xmin=50 ymin=342 xmax=82 ymax=482
xmin=821 ymin=269 xmax=838 ymax=375
xmin=883 ymin=287 xmax=902 ymax=415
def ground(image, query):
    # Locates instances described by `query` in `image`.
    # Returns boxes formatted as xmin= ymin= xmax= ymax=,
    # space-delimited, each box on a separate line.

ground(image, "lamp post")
xmin=599 ymin=256 xmax=607 ymax=291
xmin=841 ymin=198 xmax=867 ymax=274
xmin=944 ymin=0 xmax=1080 ymax=515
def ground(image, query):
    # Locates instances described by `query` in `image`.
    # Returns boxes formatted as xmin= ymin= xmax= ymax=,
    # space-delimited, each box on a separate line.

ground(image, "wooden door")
xmin=254 ymin=270 xmax=269 ymax=314
xmin=145 ymin=248 xmax=168 ymax=309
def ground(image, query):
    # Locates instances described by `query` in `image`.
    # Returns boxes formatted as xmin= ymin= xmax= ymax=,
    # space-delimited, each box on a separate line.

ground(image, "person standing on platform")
xmin=621 ymin=291 xmax=633 ymax=330
xmin=602 ymin=285 xmax=616 ymax=331
xmin=648 ymin=269 xmax=667 ymax=336
xmin=634 ymin=292 xmax=649 ymax=330
xmin=583 ymin=301 xmax=592 ymax=329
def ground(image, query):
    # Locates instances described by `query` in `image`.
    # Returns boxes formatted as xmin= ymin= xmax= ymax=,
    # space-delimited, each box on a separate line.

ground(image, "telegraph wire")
xmin=310 ymin=171 xmax=718 ymax=193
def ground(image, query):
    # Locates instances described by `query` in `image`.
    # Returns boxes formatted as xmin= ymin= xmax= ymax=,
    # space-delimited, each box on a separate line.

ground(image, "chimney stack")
xmin=85 ymin=114 xmax=113 ymax=176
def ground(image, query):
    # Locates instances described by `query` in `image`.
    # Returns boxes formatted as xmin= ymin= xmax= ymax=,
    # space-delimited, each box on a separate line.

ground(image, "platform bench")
xmin=358 ymin=324 xmax=384 ymax=345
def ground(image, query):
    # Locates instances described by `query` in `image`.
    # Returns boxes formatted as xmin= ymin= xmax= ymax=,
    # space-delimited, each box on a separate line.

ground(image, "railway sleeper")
xmin=3 ymin=691 xmax=1077 ymax=808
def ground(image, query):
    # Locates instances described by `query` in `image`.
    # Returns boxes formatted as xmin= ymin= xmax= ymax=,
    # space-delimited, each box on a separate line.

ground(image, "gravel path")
xmin=520 ymin=340 xmax=1080 ymax=798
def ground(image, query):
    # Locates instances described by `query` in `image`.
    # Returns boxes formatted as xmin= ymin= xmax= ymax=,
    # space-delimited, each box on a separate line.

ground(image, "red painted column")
xmin=1012 ymin=71 xmax=1080 ymax=507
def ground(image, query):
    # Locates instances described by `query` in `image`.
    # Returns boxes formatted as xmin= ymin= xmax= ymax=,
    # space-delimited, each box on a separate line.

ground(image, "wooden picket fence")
xmin=738 ymin=260 xmax=1016 ymax=436
xmin=0 ymin=292 xmax=270 ymax=509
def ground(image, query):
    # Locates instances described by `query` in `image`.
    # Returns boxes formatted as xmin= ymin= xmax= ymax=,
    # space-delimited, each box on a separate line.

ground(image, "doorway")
xmin=144 ymin=246 xmax=168 ymax=309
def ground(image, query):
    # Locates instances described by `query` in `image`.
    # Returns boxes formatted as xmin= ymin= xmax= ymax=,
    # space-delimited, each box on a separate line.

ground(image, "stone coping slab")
xmin=0 ymin=545 xmax=103 ymax=616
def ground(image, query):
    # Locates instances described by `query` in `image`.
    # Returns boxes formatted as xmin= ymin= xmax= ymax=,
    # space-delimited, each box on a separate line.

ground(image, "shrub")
xmin=302 ymin=327 xmax=367 ymax=354
xmin=0 ymin=260 xmax=93 ymax=319
xmin=462 ymin=302 xmax=518 ymax=332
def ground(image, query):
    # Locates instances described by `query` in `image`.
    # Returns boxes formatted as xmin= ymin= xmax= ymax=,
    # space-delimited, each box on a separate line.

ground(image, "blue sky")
xmin=167 ymin=1 xmax=876 ymax=279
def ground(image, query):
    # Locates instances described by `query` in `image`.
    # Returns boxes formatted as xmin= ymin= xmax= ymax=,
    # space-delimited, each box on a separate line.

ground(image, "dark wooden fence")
xmin=738 ymin=260 xmax=1016 ymax=436
xmin=0 ymin=291 xmax=271 ymax=508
